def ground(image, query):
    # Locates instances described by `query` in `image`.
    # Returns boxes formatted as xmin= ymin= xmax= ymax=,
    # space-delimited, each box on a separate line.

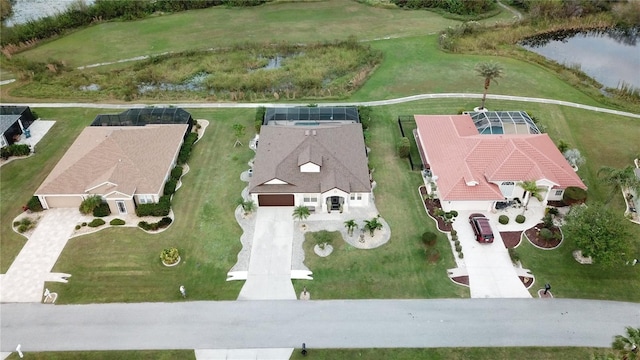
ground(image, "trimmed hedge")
xmin=1 ymin=144 xmax=30 ymax=159
xmin=255 ymin=107 xmax=265 ymax=132
xmin=498 ymin=215 xmax=509 ymax=225
xmin=138 ymin=216 xmax=172 ymax=231
xmin=563 ymin=186 xmax=587 ymax=204
xmin=110 ymin=218 xmax=125 ymax=226
xmin=398 ymin=137 xmax=410 ymax=158
xmin=515 ymin=214 xmax=526 ymax=224
xmin=27 ymin=196 xmax=43 ymax=212
xmin=93 ymin=202 xmax=111 ymax=217
xmin=136 ymin=196 xmax=171 ymax=217
xmin=88 ymin=218 xmax=106 ymax=228
xmin=163 ymin=179 xmax=177 ymax=196
xmin=177 ymin=132 xmax=198 ymax=165
xmin=170 ymin=166 xmax=183 ymax=181
xmin=421 ymin=231 xmax=437 ymax=246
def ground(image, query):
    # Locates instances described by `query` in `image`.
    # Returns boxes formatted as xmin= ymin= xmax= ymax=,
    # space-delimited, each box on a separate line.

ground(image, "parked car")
xmin=469 ymin=214 xmax=494 ymax=243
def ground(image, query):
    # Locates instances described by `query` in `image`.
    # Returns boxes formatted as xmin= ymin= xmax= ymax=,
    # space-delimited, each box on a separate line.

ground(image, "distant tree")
xmin=0 ymin=0 xmax=12 ymax=23
xmin=612 ymin=326 xmax=640 ymax=360
xmin=79 ymin=195 xmax=103 ymax=215
xmin=292 ymin=206 xmax=310 ymax=223
xmin=599 ymin=165 xmax=640 ymax=196
xmin=233 ymin=123 xmax=246 ymax=147
xmin=475 ymin=62 xmax=503 ymax=110
xmin=563 ymin=203 xmax=632 ymax=267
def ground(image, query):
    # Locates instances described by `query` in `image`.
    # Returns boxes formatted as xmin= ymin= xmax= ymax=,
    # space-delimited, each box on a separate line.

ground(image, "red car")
xmin=469 ymin=214 xmax=494 ymax=243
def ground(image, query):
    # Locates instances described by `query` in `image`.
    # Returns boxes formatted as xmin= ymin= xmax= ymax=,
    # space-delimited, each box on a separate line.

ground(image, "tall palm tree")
xmin=475 ymin=62 xmax=504 ymax=110
xmin=599 ymin=166 xmax=640 ymax=196
xmin=363 ymin=217 xmax=383 ymax=237
xmin=344 ymin=219 xmax=357 ymax=236
xmin=612 ymin=326 xmax=640 ymax=360
xmin=518 ymin=180 xmax=546 ymax=209
xmin=292 ymin=205 xmax=311 ymax=223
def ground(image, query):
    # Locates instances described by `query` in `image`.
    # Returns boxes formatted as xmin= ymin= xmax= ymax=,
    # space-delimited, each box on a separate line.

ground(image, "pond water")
xmin=4 ymin=0 xmax=95 ymax=27
xmin=137 ymin=72 xmax=209 ymax=94
xmin=521 ymin=28 xmax=640 ymax=89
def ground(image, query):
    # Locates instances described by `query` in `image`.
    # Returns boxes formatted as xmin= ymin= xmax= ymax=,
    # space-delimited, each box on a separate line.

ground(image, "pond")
xmin=520 ymin=28 xmax=640 ymax=90
xmin=4 ymin=0 xmax=95 ymax=27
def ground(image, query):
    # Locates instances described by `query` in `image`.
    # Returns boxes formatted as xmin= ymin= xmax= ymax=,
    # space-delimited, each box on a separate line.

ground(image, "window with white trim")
xmin=138 ymin=195 xmax=154 ymax=204
xmin=555 ymin=190 xmax=563 ymax=196
xmin=303 ymin=195 xmax=317 ymax=203
xmin=350 ymin=193 xmax=355 ymax=200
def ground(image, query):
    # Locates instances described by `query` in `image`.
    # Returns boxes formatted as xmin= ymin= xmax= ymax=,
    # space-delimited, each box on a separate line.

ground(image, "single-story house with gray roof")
xmin=0 ymin=106 xmax=36 ymax=147
xmin=248 ymin=123 xmax=371 ymax=212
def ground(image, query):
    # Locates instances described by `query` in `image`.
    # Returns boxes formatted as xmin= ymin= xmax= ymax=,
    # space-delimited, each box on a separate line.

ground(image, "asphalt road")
xmin=2 ymin=299 xmax=639 ymax=352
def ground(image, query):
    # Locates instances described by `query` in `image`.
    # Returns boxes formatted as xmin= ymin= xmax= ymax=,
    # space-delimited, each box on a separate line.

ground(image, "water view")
xmin=521 ymin=29 xmax=640 ymax=89
xmin=4 ymin=0 xmax=95 ymax=27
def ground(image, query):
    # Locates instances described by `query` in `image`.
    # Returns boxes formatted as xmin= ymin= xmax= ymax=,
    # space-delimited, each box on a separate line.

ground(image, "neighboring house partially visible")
xmin=0 ymin=106 xmax=36 ymax=147
xmin=91 ymin=107 xmax=194 ymax=132
xmin=35 ymin=125 xmax=188 ymax=215
xmin=249 ymin=108 xmax=370 ymax=212
xmin=414 ymin=113 xmax=587 ymax=212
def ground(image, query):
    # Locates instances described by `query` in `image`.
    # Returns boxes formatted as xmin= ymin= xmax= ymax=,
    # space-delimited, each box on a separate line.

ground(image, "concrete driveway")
xmin=454 ymin=211 xmax=531 ymax=298
xmin=237 ymin=207 xmax=296 ymax=300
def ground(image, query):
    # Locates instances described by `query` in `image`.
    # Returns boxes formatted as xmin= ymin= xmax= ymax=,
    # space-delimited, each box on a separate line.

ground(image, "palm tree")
xmin=344 ymin=219 xmax=357 ymax=236
xmin=518 ymin=180 xmax=546 ymax=209
xmin=292 ymin=205 xmax=311 ymax=223
xmin=599 ymin=166 xmax=640 ymax=196
xmin=363 ymin=217 xmax=383 ymax=237
xmin=475 ymin=62 xmax=504 ymax=110
xmin=612 ymin=326 xmax=640 ymax=360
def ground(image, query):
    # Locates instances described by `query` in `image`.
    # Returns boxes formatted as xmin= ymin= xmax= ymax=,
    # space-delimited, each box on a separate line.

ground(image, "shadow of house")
xmin=0 ymin=106 xmax=36 ymax=147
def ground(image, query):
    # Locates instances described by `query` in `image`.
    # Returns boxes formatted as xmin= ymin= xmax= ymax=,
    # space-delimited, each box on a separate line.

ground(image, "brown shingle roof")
xmin=249 ymin=124 xmax=370 ymax=195
xmin=35 ymin=125 xmax=187 ymax=197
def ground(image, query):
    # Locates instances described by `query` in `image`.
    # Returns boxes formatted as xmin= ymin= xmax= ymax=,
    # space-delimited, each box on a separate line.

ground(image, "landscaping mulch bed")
xmin=451 ymin=276 xmax=469 ymax=286
xmin=420 ymin=191 xmax=453 ymax=232
xmin=500 ymin=231 xmax=522 ymax=248
xmin=519 ymin=276 xmax=534 ymax=289
xmin=524 ymin=223 xmax=562 ymax=249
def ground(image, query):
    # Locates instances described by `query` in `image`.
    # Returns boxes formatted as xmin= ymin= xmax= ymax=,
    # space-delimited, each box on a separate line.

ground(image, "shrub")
xmin=138 ymin=217 xmax=172 ymax=231
xmin=434 ymin=208 xmax=445 ymax=217
xmin=454 ymin=240 xmax=460 ymax=247
xmin=421 ymin=231 xmax=438 ymax=246
xmin=448 ymin=210 xmax=458 ymax=218
xmin=158 ymin=217 xmax=173 ymax=228
xmin=93 ymin=202 xmax=111 ymax=217
xmin=255 ymin=106 xmax=265 ymax=132
xmin=358 ymin=106 xmax=372 ymax=130
xmin=177 ymin=133 xmax=198 ymax=165
xmin=14 ymin=217 xmax=35 ymax=233
xmin=18 ymin=224 xmax=28 ymax=233
xmin=27 ymin=196 xmax=43 ymax=212
xmin=88 ymin=218 xmax=106 ymax=228
xmin=75 ymin=225 xmax=81 ymax=230
xmin=170 ymin=166 xmax=183 ymax=181
xmin=539 ymin=228 xmax=553 ymax=240
xmin=547 ymin=207 xmax=559 ymax=216
xmin=163 ymin=179 xmax=177 ymax=196
xmin=81 ymin=222 xmax=87 ymax=227
xmin=425 ymin=247 xmax=440 ymax=262
xmin=455 ymin=244 xmax=462 ymax=252
xmin=515 ymin=214 xmax=526 ymax=223
xmin=80 ymin=195 xmax=103 ymax=215
xmin=135 ymin=196 xmax=171 ymax=217
xmin=110 ymin=218 xmax=125 ymax=226
xmin=160 ymin=247 xmax=180 ymax=265
xmin=542 ymin=214 xmax=554 ymax=229
xmin=1 ymin=144 xmax=31 ymax=159
xmin=451 ymin=229 xmax=457 ymax=236
xmin=563 ymin=186 xmax=587 ymax=204
xmin=498 ymin=215 xmax=509 ymax=224
xmin=458 ymin=252 xmax=464 ymax=259
xmin=398 ymin=137 xmax=410 ymax=158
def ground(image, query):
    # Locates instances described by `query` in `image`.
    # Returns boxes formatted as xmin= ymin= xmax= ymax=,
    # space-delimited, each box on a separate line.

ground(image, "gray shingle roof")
xmin=249 ymin=124 xmax=370 ymax=195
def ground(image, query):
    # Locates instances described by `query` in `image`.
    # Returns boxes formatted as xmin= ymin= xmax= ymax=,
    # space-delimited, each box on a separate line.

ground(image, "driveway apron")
xmin=454 ymin=212 xmax=531 ymax=298
xmin=238 ymin=207 xmax=296 ymax=300
xmin=0 ymin=208 xmax=80 ymax=303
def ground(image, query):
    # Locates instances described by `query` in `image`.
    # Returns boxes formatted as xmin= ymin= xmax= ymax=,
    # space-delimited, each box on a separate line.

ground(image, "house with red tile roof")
xmin=248 ymin=123 xmax=371 ymax=212
xmin=35 ymin=124 xmax=188 ymax=215
xmin=414 ymin=114 xmax=587 ymax=212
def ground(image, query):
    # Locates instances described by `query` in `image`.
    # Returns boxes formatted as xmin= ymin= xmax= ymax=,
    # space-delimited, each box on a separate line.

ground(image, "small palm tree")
xmin=344 ymin=219 xmax=357 ymax=236
xmin=599 ymin=166 xmax=640 ymax=196
xmin=292 ymin=205 xmax=311 ymax=223
xmin=612 ymin=326 xmax=640 ymax=360
xmin=363 ymin=217 xmax=383 ymax=237
xmin=518 ymin=180 xmax=546 ymax=209
xmin=475 ymin=61 xmax=504 ymax=110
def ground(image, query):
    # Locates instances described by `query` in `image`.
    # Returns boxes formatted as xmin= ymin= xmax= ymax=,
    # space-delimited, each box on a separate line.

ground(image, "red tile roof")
xmin=415 ymin=115 xmax=586 ymax=201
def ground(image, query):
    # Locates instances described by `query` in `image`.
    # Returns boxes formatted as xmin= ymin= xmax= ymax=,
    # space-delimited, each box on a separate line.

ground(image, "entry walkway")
xmin=0 ymin=208 xmax=83 ymax=303
xmin=237 ymin=207 xmax=296 ymax=300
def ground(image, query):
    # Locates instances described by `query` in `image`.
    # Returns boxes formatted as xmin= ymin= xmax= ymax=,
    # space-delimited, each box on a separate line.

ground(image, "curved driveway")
xmin=1 ymin=299 xmax=639 ymax=352
xmin=2 ymin=93 xmax=639 ymax=118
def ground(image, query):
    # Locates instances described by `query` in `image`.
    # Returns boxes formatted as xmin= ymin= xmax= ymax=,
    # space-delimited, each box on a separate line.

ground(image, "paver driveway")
xmin=237 ymin=207 xmax=296 ymax=300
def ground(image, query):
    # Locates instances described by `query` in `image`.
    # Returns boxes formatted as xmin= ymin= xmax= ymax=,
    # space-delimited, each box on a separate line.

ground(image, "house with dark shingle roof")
xmin=248 ymin=123 xmax=371 ymax=212
xmin=414 ymin=114 xmax=587 ymax=212
xmin=35 ymin=124 xmax=188 ymax=215
xmin=0 ymin=106 xmax=36 ymax=147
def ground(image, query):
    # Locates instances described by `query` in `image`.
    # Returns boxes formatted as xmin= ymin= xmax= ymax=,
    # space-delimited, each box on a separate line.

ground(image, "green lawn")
xmin=294 ymin=106 xmax=466 ymax=299
xmin=45 ymin=109 xmax=254 ymax=303
xmin=17 ymin=0 xmax=459 ymax=68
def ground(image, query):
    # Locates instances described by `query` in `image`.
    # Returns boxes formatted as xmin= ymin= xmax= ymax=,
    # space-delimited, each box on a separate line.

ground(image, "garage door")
xmin=44 ymin=195 xmax=83 ymax=208
xmin=258 ymin=194 xmax=294 ymax=206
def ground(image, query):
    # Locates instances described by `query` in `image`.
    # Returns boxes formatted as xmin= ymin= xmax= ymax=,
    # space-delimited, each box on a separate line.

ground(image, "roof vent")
xmin=312 ymin=130 xmax=317 ymax=136
xmin=305 ymin=130 xmax=310 ymax=136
